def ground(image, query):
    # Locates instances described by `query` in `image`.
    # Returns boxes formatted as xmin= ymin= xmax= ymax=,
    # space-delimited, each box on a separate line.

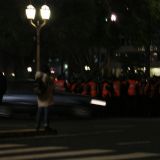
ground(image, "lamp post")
xmin=25 ymin=4 xmax=51 ymax=71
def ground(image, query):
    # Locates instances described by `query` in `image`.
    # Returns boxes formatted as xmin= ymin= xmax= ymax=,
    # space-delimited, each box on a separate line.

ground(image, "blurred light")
xmin=150 ymin=68 xmax=160 ymax=76
xmin=51 ymin=70 xmax=55 ymax=74
xmin=105 ymin=18 xmax=108 ymax=22
xmin=26 ymin=5 xmax=36 ymax=20
xmin=153 ymin=52 xmax=158 ymax=56
xmin=111 ymin=14 xmax=117 ymax=22
xmin=115 ymin=53 xmax=120 ymax=57
xmin=90 ymin=99 xmax=106 ymax=107
xmin=50 ymin=67 xmax=55 ymax=74
xmin=64 ymin=64 xmax=68 ymax=70
xmin=84 ymin=65 xmax=91 ymax=71
xmin=56 ymin=58 xmax=59 ymax=62
xmin=48 ymin=58 xmax=52 ymax=63
xmin=11 ymin=73 xmax=15 ymax=77
xmin=40 ymin=5 xmax=51 ymax=20
xmin=125 ymin=53 xmax=128 ymax=57
xmin=135 ymin=69 xmax=137 ymax=73
xmin=27 ymin=67 xmax=32 ymax=73
xmin=128 ymin=67 xmax=130 ymax=70
xmin=2 ymin=72 xmax=5 ymax=76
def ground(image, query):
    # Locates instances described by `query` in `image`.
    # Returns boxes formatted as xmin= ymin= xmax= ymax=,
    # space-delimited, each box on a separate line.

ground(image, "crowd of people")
xmin=1 ymin=69 xmax=160 ymax=117
xmin=54 ymin=76 xmax=160 ymax=116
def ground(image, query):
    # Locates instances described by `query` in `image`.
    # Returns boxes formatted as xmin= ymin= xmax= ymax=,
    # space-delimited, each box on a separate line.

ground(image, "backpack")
xmin=34 ymin=77 xmax=47 ymax=96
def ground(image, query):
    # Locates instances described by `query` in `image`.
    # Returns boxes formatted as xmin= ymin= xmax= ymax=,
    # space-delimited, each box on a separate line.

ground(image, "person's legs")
xmin=0 ymin=94 xmax=3 ymax=105
xmin=36 ymin=107 xmax=43 ymax=130
xmin=44 ymin=107 xmax=49 ymax=128
xmin=44 ymin=107 xmax=53 ymax=131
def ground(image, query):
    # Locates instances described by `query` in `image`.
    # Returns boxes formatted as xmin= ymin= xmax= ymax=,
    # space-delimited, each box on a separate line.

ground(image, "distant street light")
xmin=105 ymin=13 xmax=117 ymax=23
xmin=27 ymin=66 xmax=32 ymax=73
xmin=84 ymin=65 xmax=91 ymax=71
xmin=111 ymin=13 xmax=117 ymax=22
xmin=25 ymin=4 xmax=51 ymax=71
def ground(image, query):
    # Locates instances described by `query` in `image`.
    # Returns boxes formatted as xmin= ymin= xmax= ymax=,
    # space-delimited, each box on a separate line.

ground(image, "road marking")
xmin=0 ymin=146 xmax=68 ymax=155
xmin=117 ymin=141 xmax=151 ymax=146
xmin=63 ymin=152 xmax=159 ymax=160
xmin=0 ymin=149 xmax=114 ymax=160
xmin=0 ymin=129 xmax=38 ymax=133
xmin=0 ymin=143 xmax=159 ymax=160
xmin=0 ymin=144 xmax=25 ymax=149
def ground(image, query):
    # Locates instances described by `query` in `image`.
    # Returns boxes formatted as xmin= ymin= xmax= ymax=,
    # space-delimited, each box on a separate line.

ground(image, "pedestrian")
xmin=0 ymin=72 xmax=7 ymax=105
xmin=35 ymin=65 xmax=54 ymax=132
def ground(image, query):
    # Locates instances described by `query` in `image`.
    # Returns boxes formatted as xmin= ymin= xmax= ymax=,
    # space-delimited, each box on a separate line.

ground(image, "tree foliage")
xmin=1 ymin=0 xmax=160 ymax=78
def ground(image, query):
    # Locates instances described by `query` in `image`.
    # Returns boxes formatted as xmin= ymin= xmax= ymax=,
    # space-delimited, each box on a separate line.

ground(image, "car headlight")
xmin=90 ymin=99 xmax=107 ymax=107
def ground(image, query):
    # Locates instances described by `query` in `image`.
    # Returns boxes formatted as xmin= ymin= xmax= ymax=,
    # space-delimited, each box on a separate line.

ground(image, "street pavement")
xmin=0 ymin=117 xmax=160 ymax=160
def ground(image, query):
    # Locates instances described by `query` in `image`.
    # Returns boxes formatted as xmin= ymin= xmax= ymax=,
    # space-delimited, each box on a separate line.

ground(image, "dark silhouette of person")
xmin=0 ymin=72 xmax=7 ymax=105
xmin=35 ymin=65 xmax=54 ymax=132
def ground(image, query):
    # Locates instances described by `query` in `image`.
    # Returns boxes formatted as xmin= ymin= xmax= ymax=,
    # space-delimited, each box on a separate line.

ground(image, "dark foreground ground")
xmin=0 ymin=117 xmax=160 ymax=160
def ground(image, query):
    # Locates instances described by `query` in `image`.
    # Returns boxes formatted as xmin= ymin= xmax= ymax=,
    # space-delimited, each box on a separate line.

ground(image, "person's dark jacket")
xmin=0 ymin=72 xmax=7 ymax=95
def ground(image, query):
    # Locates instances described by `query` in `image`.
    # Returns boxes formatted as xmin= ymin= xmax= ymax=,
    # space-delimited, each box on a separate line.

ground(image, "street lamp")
xmin=25 ymin=4 xmax=51 ymax=71
xmin=111 ymin=13 xmax=117 ymax=22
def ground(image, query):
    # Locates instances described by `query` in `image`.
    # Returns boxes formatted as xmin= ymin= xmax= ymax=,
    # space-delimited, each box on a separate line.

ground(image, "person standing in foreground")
xmin=35 ymin=65 xmax=54 ymax=132
xmin=0 ymin=72 xmax=7 ymax=105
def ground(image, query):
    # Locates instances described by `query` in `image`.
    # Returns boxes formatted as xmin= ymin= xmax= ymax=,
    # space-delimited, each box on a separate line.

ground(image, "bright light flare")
xmin=40 ymin=5 xmax=51 ymax=20
xmin=90 ymin=99 xmax=107 ymax=107
xmin=111 ymin=14 xmax=117 ymax=22
xmin=27 ymin=67 xmax=32 ymax=73
xmin=26 ymin=5 xmax=36 ymax=20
